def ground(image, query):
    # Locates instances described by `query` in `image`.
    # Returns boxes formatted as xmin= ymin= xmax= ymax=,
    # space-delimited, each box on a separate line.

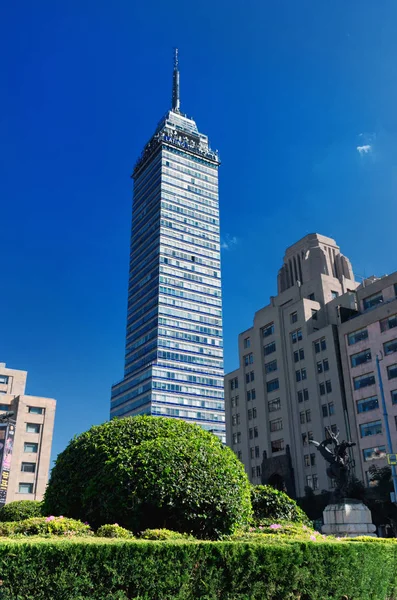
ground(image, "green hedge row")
xmin=0 ymin=539 xmax=396 ymax=599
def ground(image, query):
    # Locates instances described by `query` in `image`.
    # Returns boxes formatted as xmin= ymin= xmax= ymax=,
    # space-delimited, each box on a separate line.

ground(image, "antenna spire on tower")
xmin=172 ymin=48 xmax=180 ymax=112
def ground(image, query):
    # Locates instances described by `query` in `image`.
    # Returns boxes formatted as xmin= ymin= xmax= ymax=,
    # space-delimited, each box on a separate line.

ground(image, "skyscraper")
xmin=110 ymin=51 xmax=225 ymax=441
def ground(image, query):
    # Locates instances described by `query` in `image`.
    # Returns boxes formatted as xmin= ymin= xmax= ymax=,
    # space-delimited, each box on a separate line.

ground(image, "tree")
xmin=43 ymin=416 xmax=251 ymax=538
xmin=366 ymin=465 xmax=397 ymax=536
xmin=251 ymin=485 xmax=311 ymax=525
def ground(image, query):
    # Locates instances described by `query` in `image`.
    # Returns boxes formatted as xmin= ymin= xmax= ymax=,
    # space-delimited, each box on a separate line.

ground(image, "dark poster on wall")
xmin=0 ymin=423 xmax=15 ymax=507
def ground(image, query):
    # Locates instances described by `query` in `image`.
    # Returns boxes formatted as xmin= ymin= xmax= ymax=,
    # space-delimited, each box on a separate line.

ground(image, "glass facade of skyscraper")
xmin=110 ymin=56 xmax=225 ymax=441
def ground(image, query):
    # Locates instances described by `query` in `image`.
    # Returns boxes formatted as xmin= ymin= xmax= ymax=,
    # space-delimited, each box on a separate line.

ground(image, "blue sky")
xmin=1 ymin=1 xmax=397 ymax=462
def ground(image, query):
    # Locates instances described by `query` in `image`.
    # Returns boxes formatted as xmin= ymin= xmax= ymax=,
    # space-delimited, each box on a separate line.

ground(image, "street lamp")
xmin=376 ymin=353 xmax=397 ymax=503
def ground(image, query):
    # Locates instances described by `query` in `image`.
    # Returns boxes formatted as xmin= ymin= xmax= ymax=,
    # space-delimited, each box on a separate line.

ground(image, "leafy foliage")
xmin=0 ymin=500 xmax=43 ymax=522
xmin=139 ymin=528 xmax=194 ymax=540
xmin=251 ymin=485 xmax=311 ymax=526
xmin=0 ymin=538 xmax=395 ymax=599
xmin=95 ymin=524 xmax=133 ymax=538
xmin=43 ymin=416 xmax=252 ymax=538
xmin=0 ymin=516 xmax=92 ymax=537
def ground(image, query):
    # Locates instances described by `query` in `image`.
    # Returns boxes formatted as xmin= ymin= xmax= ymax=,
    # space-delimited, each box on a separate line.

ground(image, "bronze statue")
xmin=310 ymin=429 xmax=356 ymax=500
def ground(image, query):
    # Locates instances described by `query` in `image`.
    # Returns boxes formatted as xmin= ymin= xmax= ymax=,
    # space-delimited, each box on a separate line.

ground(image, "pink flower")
xmin=259 ymin=526 xmax=263 ymax=530
xmin=302 ymin=525 xmax=308 ymax=530
xmin=45 ymin=516 xmax=55 ymax=522
xmin=114 ymin=523 xmax=119 ymax=526
xmin=269 ymin=524 xmax=282 ymax=530
xmin=310 ymin=535 xmax=316 ymax=541
xmin=59 ymin=516 xmax=64 ymax=519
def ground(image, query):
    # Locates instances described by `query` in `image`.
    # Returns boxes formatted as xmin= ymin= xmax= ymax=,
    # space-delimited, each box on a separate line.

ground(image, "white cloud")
xmin=357 ymin=144 xmax=372 ymax=155
xmin=221 ymin=234 xmax=238 ymax=250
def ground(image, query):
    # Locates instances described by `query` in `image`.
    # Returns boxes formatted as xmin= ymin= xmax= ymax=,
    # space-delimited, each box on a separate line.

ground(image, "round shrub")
xmin=43 ymin=416 xmax=251 ymax=538
xmin=139 ymin=528 xmax=195 ymax=541
xmin=0 ymin=500 xmax=43 ymax=522
xmin=95 ymin=524 xmax=133 ymax=538
xmin=251 ymin=485 xmax=311 ymax=526
xmin=0 ymin=516 xmax=92 ymax=537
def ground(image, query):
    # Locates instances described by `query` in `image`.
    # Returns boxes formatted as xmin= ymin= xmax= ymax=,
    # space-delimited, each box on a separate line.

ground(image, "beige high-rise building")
xmin=225 ymin=234 xmax=362 ymax=497
xmin=0 ymin=363 xmax=56 ymax=503
xmin=225 ymin=233 xmax=397 ymax=497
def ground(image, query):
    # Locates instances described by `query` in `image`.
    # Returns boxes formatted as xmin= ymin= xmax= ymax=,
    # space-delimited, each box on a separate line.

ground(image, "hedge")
xmin=0 ymin=538 xmax=395 ymax=599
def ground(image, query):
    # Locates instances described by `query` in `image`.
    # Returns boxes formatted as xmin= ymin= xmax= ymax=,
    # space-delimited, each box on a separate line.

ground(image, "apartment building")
xmin=225 ymin=234 xmax=361 ymax=497
xmin=339 ymin=273 xmax=397 ymax=486
xmin=0 ymin=363 xmax=56 ymax=503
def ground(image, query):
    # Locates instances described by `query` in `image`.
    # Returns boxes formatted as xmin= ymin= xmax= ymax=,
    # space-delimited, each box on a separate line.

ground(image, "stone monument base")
xmin=321 ymin=499 xmax=377 ymax=537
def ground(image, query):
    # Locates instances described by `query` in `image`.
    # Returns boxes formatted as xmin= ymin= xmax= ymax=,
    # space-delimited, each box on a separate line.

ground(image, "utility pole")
xmin=376 ymin=354 xmax=397 ymax=503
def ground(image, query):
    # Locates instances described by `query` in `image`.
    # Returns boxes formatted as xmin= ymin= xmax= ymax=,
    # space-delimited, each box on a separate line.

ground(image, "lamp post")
xmin=376 ymin=354 xmax=397 ymax=504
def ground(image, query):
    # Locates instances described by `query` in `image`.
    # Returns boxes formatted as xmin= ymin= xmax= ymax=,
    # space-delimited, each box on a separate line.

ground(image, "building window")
xmin=250 ymin=371 xmax=255 ymax=382
xmin=296 ymin=368 xmax=307 ymax=382
xmin=350 ymin=349 xmax=372 ymax=368
xmin=254 ymin=426 xmax=258 ymax=438
xmin=21 ymin=462 xmax=36 ymax=473
xmin=270 ymin=418 xmax=283 ymax=432
xmin=294 ymin=350 xmax=299 ymax=363
xmin=302 ymin=433 xmax=308 ymax=446
xmin=268 ymin=398 xmax=281 ymax=412
xmin=244 ymin=353 xmax=254 ymax=366
xmin=265 ymin=360 xmax=278 ymax=374
xmin=348 ymin=328 xmax=368 ymax=346
xmin=251 ymin=389 xmax=256 ymax=400
xmin=363 ymin=292 xmax=383 ymax=311
xmin=264 ymin=341 xmax=276 ymax=356
xmin=250 ymin=447 xmax=255 ymax=459
xmin=26 ymin=423 xmax=40 ymax=434
xmin=326 ymin=380 xmax=332 ymax=393
xmin=244 ymin=337 xmax=251 ymax=349
xmin=387 ymin=364 xmax=397 ymax=380
xmin=230 ymin=378 xmax=238 ymax=391
xmin=298 ymin=391 xmax=303 ymax=403
xmin=311 ymin=309 xmax=318 ymax=321
xmin=291 ymin=329 xmax=303 ymax=344
xmin=267 ymin=378 xmax=279 ymax=393
xmin=306 ymin=474 xmax=318 ymax=490
xmin=249 ymin=428 xmax=253 ymax=440
xmin=380 ymin=314 xmax=397 ymax=333
xmin=304 ymin=388 xmax=309 ymax=401
xmin=253 ymin=407 xmax=257 ymax=419
xmin=360 ymin=420 xmax=382 ymax=437
xmin=322 ymin=404 xmax=328 ymax=417
xmin=255 ymin=446 xmax=260 ymax=458
xmin=363 ymin=446 xmax=386 ymax=462
xmin=308 ymin=293 xmax=315 ymax=301
xmin=353 ymin=373 xmax=375 ymax=390
xmin=384 ymin=339 xmax=397 ymax=356
xmin=304 ymin=454 xmax=310 ymax=467
xmin=323 ymin=358 xmax=329 ymax=372
xmin=328 ymin=402 xmax=335 ymax=415
xmin=392 ymin=390 xmax=397 ymax=405
xmin=357 ymin=396 xmax=379 ymax=413
xmin=317 ymin=361 xmax=323 ymax=374
xmin=232 ymin=414 xmax=240 ymax=426
xmin=263 ymin=323 xmax=275 ymax=338
xmin=19 ymin=483 xmax=33 ymax=494
xmin=300 ymin=411 xmax=305 ymax=424
xmin=24 ymin=443 xmax=38 ymax=453
xmin=314 ymin=338 xmax=327 ymax=353
xmin=247 ymin=391 xmax=251 ymax=402
xmin=247 ymin=410 xmax=252 ymax=421
xmin=271 ymin=439 xmax=284 ymax=453
xmin=0 ymin=376 xmax=9 ymax=384
xmin=251 ymin=467 xmax=256 ymax=478
xmin=310 ymin=453 xmax=316 ymax=466
xmin=331 ymin=291 xmax=339 ymax=299
xmin=237 ymin=450 xmax=242 ymax=460
xmin=0 ymin=404 xmax=9 ymax=412
xmin=320 ymin=383 xmax=325 ymax=396
xmin=306 ymin=409 xmax=311 ymax=422
xmin=256 ymin=465 xmax=261 ymax=477
xmin=245 ymin=373 xmax=250 ymax=384
xmin=291 ymin=312 xmax=298 ymax=324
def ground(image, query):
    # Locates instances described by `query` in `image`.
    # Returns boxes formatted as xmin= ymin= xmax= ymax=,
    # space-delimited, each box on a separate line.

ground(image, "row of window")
xmin=251 ymin=465 xmax=262 ymax=478
xmin=0 ymin=405 xmax=44 ymax=415
xmin=348 ymin=313 xmax=397 ymax=346
xmin=354 ymin=366 xmax=397 ymax=392
xmin=300 ymin=410 xmax=311 ymax=424
xmin=250 ymin=446 xmax=261 ymax=459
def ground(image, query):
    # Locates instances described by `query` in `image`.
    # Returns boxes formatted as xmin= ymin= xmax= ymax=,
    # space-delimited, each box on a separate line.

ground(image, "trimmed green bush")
xmin=251 ymin=484 xmax=311 ymax=526
xmin=96 ymin=524 xmax=133 ymax=538
xmin=43 ymin=415 xmax=251 ymax=538
xmin=139 ymin=528 xmax=194 ymax=540
xmin=0 ymin=516 xmax=92 ymax=537
xmin=0 ymin=538 xmax=394 ymax=599
xmin=0 ymin=500 xmax=43 ymax=522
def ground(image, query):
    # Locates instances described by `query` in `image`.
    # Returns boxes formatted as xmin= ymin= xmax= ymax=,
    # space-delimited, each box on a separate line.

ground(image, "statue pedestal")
xmin=321 ymin=499 xmax=377 ymax=538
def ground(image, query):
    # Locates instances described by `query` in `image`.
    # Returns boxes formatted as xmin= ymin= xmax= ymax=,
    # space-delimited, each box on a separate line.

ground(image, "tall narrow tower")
xmin=110 ymin=51 xmax=225 ymax=441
